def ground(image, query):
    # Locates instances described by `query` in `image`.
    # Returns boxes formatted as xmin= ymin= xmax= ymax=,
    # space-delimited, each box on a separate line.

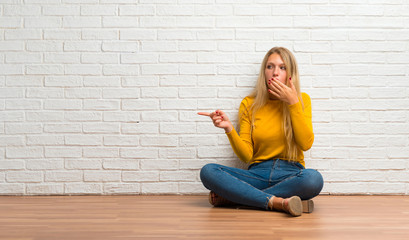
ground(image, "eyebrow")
xmin=267 ymin=62 xmax=285 ymax=66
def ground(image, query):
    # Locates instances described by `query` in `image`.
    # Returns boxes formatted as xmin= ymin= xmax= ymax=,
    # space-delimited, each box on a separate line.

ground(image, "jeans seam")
xmin=262 ymin=169 xmax=303 ymax=192
xmin=220 ymin=166 xmax=269 ymax=183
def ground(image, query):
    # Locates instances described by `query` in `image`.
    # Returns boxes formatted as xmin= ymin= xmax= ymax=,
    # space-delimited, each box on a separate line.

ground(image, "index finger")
xmin=197 ymin=112 xmax=211 ymax=116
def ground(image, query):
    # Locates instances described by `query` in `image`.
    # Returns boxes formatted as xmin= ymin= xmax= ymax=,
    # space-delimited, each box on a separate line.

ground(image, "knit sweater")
xmin=226 ymin=92 xmax=314 ymax=167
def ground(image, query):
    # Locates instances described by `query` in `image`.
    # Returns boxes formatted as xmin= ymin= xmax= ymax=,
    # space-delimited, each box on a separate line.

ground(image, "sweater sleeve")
xmin=288 ymin=92 xmax=314 ymax=151
xmin=225 ymin=98 xmax=253 ymax=164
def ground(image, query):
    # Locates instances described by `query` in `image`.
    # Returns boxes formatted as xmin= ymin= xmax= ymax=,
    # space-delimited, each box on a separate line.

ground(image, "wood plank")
xmin=0 ymin=195 xmax=408 ymax=240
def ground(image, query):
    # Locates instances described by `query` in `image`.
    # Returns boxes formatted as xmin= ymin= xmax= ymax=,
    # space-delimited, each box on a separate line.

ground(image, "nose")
xmin=272 ymin=67 xmax=279 ymax=77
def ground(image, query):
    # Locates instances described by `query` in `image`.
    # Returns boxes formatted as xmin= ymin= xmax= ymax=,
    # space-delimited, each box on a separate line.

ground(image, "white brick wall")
xmin=0 ymin=1 xmax=408 ymax=195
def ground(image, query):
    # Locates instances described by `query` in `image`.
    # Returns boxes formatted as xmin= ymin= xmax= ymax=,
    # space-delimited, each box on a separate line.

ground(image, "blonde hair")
xmin=244 ymin=47 xmax=304 ymax=161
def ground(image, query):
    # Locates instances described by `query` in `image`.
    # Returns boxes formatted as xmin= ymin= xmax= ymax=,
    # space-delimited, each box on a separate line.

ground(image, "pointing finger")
xmin=197 ymin=112 xmax=211 ymax=116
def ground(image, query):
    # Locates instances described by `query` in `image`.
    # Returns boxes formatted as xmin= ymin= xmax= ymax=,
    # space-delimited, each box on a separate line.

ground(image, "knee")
xmin=299 ymin=169 xmax=324 ymax=198
xmin=200 ymin=163 xmax=219 ymax=184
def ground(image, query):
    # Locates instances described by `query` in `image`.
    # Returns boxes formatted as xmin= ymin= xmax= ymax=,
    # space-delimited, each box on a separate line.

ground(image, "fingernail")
xmin=289 ymin=77 xmax=292 ymax=80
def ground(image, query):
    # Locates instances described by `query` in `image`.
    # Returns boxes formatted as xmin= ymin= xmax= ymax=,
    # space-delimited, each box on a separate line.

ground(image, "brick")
xmin=103 ymin=160 xmax=139 ymax=170
xmin=122 ymin=122 xmax=159 ymax=134
xmin=27 ymin=184 xmax=64 ymax=195
xmin=120 ymin=148 xmax=159 ymax=159
xmin=0 ymin=184 xmax=24 ymax=195
xmin=5 ymin=29 xmax=42 ymax=40
xmin=26 ymin=160 xmax=64 ymax=170
xmin=65 ymin=183 xmax=102 ymax=194
xmin=141 ymin=182 xmax=178 ymax=194
xmin=6 ymin=147 xmax=43 ymax=158
xmin=27 ymin=136 xmax=65 ymax=146
xmin=122 ymin=171 xmax=159 ymax=182
xmin=159 ymin=148 xmax=196 ymax=159
xmin=45 ymin=147 xmax=82 ymax=158
xmin=104 ymin=112 xmax=140 ymax=122
xmin=84 ymin=171 xmax=121 ymax=182
xmin=140 ymin=136 xmax=178 ymax=147
xmin=63 ymin=17 xmax=101 ymax=28
xmin=103 ymin=184 xmax=140 ymax=194
xmin=7 ymin=171 xmax=43 ymax=183
xmin=65 ymin=160 xmax=102 ymax=170
xmin=44 ymin=124 xmax=82 ymax=133
xmin=0 ymin=160 xmax=25 ymax=170
xmin=83 ymin=123 xmax=120 ymax=133
xmin=84 ymin=100 xmax=120 ymax=110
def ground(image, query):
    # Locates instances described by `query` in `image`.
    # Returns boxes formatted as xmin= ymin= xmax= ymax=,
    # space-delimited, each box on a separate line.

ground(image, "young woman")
xmin=198 ymin=47 xmax=323 ymax=217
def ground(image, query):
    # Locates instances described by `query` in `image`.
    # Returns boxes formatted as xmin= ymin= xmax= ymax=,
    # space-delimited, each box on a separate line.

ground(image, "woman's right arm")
xmin=198 ymin=98 xmax=254 ymax=163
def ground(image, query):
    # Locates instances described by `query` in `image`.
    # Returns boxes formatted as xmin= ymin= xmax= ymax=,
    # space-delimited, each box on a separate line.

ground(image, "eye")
xmin=266 ymin=65 xmax=273 ymax=69
xmin=280 ymin=66 xmax=286 ymax=70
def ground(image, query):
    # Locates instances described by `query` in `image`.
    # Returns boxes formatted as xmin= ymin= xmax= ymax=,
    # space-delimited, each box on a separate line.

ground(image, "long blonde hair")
xmin=245 ymin=47 xmax=304 ymax=161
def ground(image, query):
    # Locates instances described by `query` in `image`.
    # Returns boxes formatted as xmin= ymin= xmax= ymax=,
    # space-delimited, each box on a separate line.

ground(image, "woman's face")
xmin=264 ymin=53 xmax=287 ymax=86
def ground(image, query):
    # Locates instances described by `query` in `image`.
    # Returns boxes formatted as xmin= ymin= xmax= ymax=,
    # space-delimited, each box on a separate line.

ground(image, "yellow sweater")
xmin=226 ymin=92 xmax=314 ymax=167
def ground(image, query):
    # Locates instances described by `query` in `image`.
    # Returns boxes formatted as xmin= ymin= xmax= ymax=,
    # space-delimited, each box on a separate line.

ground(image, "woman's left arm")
xmin=288 ymin=92 xmax=314 ymax=151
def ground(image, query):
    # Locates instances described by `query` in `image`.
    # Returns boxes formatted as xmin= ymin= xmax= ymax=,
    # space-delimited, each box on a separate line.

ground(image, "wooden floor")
xmin=0 ymin=195 xmax=409 ymax=240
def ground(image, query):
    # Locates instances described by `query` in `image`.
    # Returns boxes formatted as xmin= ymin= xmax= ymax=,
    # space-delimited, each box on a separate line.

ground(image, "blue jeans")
xmin=200 ymin=159 xmax=324 ymax=210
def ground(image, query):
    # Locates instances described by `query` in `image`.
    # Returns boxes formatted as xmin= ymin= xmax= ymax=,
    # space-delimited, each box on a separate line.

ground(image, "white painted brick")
xmin=103 ymin=135 xmax=139 ymax=146
xmin=179 ymin=182 xmax=207 ymax=194
xmin=160 ymin=171 xmax=197 ymax=182
xmin=0 ymin=184 xmax=24 ymax=195
xmin=26 ymin=64 xmax=64 ymax=75
xmin=64 ymin=41 xmax=102 ymax=52
xmin=84 ymin=77 xmax=121 ymax=87
xmin=198 ymin=147 xmax=235 ymax=158
xmin=141 ymin=111 xmax=177 ymax=122
xmin=332 ymin=111 xmax=368 ymax=122
xmin=123 ymin=99 xmax=159 ymax=110
xmin=0 ymin=135 xmax=24 ymax=146
xmin=45 ymin=147 xmax=82 ymax=158
xmin=84 ymin=100 xmax=120 ymax=110
xmin=27 ymin=136 xmax=64 ymax=146
xmin=7 ymin=171 xmax=43 ymax=183
xmin=6 ymin=147 xmax=43 ymax=158
xmin=103 ymin=65 xmax=139 ymax=76
xmin=121 ymin=53 xmax=157 ymax=64
xmin=103 ymin=17 xmax=139 ymax=28
xmin=122 ymin=171 xmax=159 ymax=182
xmin=65 ymin=88 xmax=101 ymax=99
xmin=4 ymin=5 xmax=41 ymax=16
xmin=122 ymin=76 xmax=159 ymax=87
xmin=160 ymin=123 xmax=196 ymax=134
xmin=140 ymin=136 xmax=178 ymax=147
xmin=45 ymin=76 xmax=82 ymax=87
xmin=217 ymin=64 xmax=257 ymax=75
xmin=121 ymin=122 xmax=159 ymax=134
xmin=44 ymin=99 xmax=82 ymax=110
xmin=178 ymin=88 xmax=217 ymax=98
xmin=44 ymin=123 xmax=82 ymax=133
xmin=369 ymin=137 xmax=407 ymax=148
xmin=81 ymin=53 xmax=119 ymax=64
xmin=102 ymin=41 xmax=138 ymax=52
xmin=82 ymin=30 xmax=118 ymax=40
xmin=45 ymin=53 xmax=80 ymax=64
xmin=65 ymin=160 xmax=102 ymax=170
xmin=180 ymin=136 xmax=218 ymax=147
xmin=43 ymin=5 xmax=80 ymax=16
xmin=103 ymin=160 xmax=139 ymax=170
xmin=65 ymin=183 xmax=102 ymax=195
xmin=104 ymin=112 xmax=140 ymax=122
xmin=6 ymin=123 xmax=42 ymax=134
xmin=194 ymin=4 xmax=233 ymax=16
xmin=6 ymin=53 xmax=41 ymax=63
xmin=119 ymin=5 xmax=154 ymax=16
xmin=198 ymin=76 xmax=235 ymax=87
xmin=26 ymin=160 xmax=64 ymax=170
xmin=5 ymin=29 xmax=41 ymax=40
xmin=24 ymin=17 xmax=61 ymax=28
xmin=81 ymin=5 xmax=117 ymax=16
xmin=160 ymin=99 xmax=196 ymax=110
xmin=159 ymin=148 xmax=196 ymax=159
xmin=63 ymin=17 xmax=101 ymax=28
xmin=367 ymin=183 xmax=406 ymax=194
xmin=44 ymin=30 xmax=81 ymax=40
xmin=27 ymin=184 xmax=64 ymax=195
xmin=0 ymin=65 xmax=22 ymax=75
xmin=0 ymin=160 xmax=25 ymax=170
xmin=83 ymin=123 xmax=120 ymax=134
xmin=103 ymin=183 xmax=140 ymax=194
xmin=65 ymin=135 xmax=102 ymax=146
xmin=83 ymin=148 xmax=119 ymax=158
xmin=65 ymin=112 xmax=102 ymax=122
xmin=140 ymin=160 xmax=178 ymax=171
xmin=120 ymin=148 xmax=158 ymax=159
xmin=0 ymin=42 xmax=24 ymax=52
xmin=142 ymin=182 xmax=178 ymax=194
xmin=84 ymin=171 xmax=121 ymax=182
xmin=141 ymin=87 xmax=178 ymax=98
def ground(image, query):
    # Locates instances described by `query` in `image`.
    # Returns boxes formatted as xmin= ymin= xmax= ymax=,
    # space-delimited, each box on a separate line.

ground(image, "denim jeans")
xmin=200 ymin=159 xmax=324 ymax=210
